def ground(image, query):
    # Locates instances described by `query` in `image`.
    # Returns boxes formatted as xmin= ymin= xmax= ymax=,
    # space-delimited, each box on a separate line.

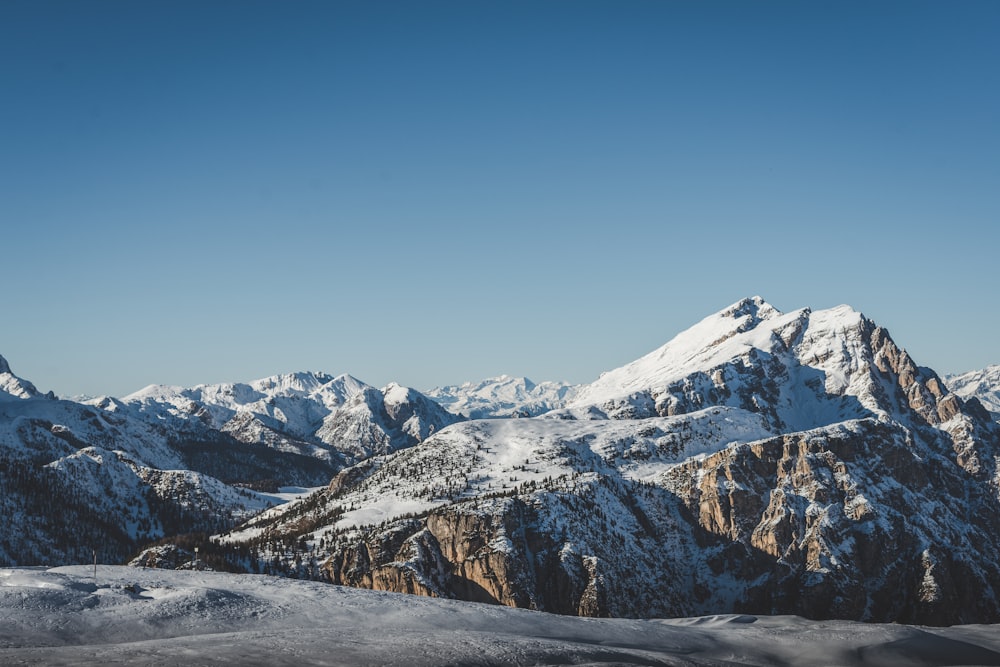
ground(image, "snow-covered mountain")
xmin=220 ymin=297 xmax=1000 ymax=625
xmin=0 ymin=356 xmax=456 ymax=566
xmin=109 ymin=372 xmax=459 ymax=470
xmin=426 ymin=375 xmax=579 ymax=418
xmin=0 ymin=357 xmax=284 ymax=565
xmin=0 ymin=354 xmax=45 ymax=401
xmin=946 ymin=365 xmax=1000 ymax=420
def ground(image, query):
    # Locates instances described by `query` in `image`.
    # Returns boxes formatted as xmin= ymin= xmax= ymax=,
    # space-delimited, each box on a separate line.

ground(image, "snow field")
xmin=2 ymin=566 xmax=1000 ymax=666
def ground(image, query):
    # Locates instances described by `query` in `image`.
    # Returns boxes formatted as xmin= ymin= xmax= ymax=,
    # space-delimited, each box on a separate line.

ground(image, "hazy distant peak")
xmin=946 ymin=364 xmax=1000 ymax=418
xmin=249 ymin=370 xmax=336 ymax=392
xmin=426 ymin=375 xmax=579 ymax=418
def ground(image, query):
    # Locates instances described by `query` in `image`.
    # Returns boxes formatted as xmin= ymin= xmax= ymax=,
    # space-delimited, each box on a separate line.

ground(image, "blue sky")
xmin=2 ymin=1 xmax=998 ymax=398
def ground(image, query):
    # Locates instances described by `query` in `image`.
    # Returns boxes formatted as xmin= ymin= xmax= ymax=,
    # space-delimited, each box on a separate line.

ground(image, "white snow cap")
xmin=723 ymin=295 xmax=779 ymax=319
xmin=571 ymin=295 xmax=786 ymax=404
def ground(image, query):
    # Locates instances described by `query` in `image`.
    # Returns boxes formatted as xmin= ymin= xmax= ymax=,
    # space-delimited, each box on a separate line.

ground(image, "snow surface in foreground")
xmin=2 ymin=567 xmax=999 ymax=666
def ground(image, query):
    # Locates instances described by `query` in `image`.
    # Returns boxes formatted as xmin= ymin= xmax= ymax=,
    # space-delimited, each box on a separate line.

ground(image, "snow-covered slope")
xmin=6 ymin=567 xmax=1000 ymax=667
xmin=47 ymin=446 xmax=277 ymax=536
xmin=221 ymin=406 xmax=775 ymax=549
xmin=219 ymin=297 xmax=1000 ymax=625
xmin=0 ymin=388 xmax=187 ymax=471
xmin=427 ymin=375 xmax=579 ymax=418
xmin=946 ymin=365 xmax=1000 ymax=420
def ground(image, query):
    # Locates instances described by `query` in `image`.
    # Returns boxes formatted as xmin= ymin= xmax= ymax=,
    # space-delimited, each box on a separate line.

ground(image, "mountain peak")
xmin=330 ymin=373 xmax=366 ymax=387
xmin=0 ymin=355 xmax=41 ymax=400
xmin=568 ymin=299 xmax=900 ymax=429
xmin=382 ymin=382 xmax=411 ymax=400
xmin=718 ymin=296 xmax=782 ymax=325
xmin=248 ymin=370 xmax=341 ymax=396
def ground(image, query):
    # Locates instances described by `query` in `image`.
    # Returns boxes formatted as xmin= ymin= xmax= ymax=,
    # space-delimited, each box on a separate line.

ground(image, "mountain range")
xmin=0 ymin=357 xmax=458 ymax=565
xmin=946 ymin=365 xmax=1000 ymax=420
xmin=426 ymin=375 xmax=579 ymax=418
xmin=2 ymin=296 xmax=999 ymax=626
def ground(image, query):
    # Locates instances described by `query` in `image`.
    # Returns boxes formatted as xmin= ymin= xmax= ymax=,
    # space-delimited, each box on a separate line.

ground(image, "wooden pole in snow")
xmin=93 ymin=549 xmax=97 ymax=585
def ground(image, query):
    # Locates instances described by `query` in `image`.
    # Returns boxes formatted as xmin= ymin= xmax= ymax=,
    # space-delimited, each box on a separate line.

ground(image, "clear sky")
xmin=2 ymin=1 xmax=998 ymax=398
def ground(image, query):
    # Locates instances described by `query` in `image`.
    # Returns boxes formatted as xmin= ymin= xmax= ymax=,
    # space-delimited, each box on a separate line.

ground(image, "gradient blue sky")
xmin=2 ymin=1 xmax=998 ymax=398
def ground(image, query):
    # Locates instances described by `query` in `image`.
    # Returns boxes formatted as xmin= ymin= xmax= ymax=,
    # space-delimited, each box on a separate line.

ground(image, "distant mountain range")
xmin=2 ymin=296 xmax=999 ymax=626
xmin=0 ymin=357 xmax=458 ymax=565
xmin=426 ymin=374 xmax=578 ymax=418
xmin=945 ymin=365 xmax=1000 ymax=420
xmin=105 ymin=372 xmax=458 ymax=474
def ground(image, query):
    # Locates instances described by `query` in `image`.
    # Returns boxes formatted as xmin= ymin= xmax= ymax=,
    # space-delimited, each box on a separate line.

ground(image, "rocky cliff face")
xmin=219 ymin=298 xmax=1000 ymax=626
xmin=664 ymin=418 xmax=1000 ymax=624
xmin=322 ymin=497 xmax=640 ymax=617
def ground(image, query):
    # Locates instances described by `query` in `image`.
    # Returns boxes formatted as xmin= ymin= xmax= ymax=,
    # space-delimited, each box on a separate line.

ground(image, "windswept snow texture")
xmin=947 ymin=365 xmax=1000 ymax=420
xmin=3 ymin=567 xmax=1000 ymax=667
xmin=427 ymin=375 xmax=579 ymax=418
